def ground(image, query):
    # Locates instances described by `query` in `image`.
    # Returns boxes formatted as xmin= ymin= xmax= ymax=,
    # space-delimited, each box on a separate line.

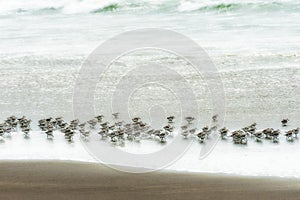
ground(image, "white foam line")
xmin=1 ymin=129 xmax=300 ymax=178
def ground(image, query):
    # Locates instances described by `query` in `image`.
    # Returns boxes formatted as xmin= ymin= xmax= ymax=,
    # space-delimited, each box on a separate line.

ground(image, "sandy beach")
xmin=0 ymin=161 xmax=299 ymax=200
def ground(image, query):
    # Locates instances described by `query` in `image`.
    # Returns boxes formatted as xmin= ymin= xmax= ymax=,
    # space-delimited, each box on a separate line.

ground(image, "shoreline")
xmin=2 ymin=159 xmax=300 ymax=180
xmin=2 ymin=128 xmax=300 ymax=178
xmin=1 ymin=160 xmax=300 ymax=199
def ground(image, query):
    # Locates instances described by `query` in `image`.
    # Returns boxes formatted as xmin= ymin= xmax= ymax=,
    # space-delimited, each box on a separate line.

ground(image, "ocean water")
xmin=0 ymin=0 xmax=300 ymax=177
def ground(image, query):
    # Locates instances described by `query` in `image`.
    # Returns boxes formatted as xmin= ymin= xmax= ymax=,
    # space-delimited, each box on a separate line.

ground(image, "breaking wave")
xmin=0 ymin=0 xmax=299 ymax=15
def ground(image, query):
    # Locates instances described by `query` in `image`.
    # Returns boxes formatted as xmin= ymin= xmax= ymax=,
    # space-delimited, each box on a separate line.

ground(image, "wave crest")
xmin=0 ymin=0 xmax=299 ymax=15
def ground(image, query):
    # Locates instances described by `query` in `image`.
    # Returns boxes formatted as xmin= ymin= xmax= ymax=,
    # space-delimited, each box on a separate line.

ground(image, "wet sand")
xmin=0 ymin=160 xmax=300 ymax=200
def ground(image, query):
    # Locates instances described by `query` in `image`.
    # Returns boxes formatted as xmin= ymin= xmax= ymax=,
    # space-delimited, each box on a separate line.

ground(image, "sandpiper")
xmin=78 ymin=122 xmax=86 ymax=129
xmin=262 ymin=128 xmax=274 ymax=139
xmin=197 ymin=131 xmax=206 ymax=143
xmin=294 ymin=128 xmax=299 ymax=137
xmin=254 ymin=131 xmax=263 ymax=142
xmin=81 ymin=130 xmax=90 ymax=140
xmin=281 ymin=119 xmax=289 ymax=127
xmin=181 ymin=130 xmax=189 ymax=138
xmin=189 ymin=128 xmax=197 ymax=135
xmin=167 ymin=116 xmax=175 ymax=124
xmin=22 ymin=127 xmax=31 ymax=137
xmin=87 ymin=118 xmax=97 ymax=129
xmin=230 ymin=130 xmax=247 ymax=144
xmin=158 ymin=130 xmax=167 ymax=143
xmin=285 ymin=130 xmax=294 ymax=141
xmin=242 ymin=123 xmax=257 ymax=136
xmin=95 ymin=115 xmax=104 ymax=123
xmin=185 ymin=117 xmax=195 ymax=124
xmin=212 ymin=114 xmax=218 ymax=122
xmin=112 ymin=112 xmax=119 ymax=120
xmin=132 ymin=117 xmax=141 ymax=123
xmin=271 ymin=129 xmax=280 ymax=143
xmin=219 ymin=127 xmax=229 ymax=139
xmin=98 ymin=129 xmax=108 ymax=138
xmin=0 ymin=128 xmax=5 ymax=138
xmin=45 ymin=129 xmax=54 ymax=139
xmin=70 ymin=119 xmax=79 ymax=129
xmin=55 ymin=117 xmax=63 ymax=124
xmin=181 ymin=125 xmax=188 ymax=130
xmin=64 ymin=128 xmax=74 ymax=142
xmin=163 ymin=124 xmax=174 ymax=134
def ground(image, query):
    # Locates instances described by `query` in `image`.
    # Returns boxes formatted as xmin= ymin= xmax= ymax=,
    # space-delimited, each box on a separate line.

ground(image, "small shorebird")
xmin=5 ymin=126 xmax=12 ymax=135
xmin=5 ymin=116 xmax=17 ymax=131
xmin=285 ymin=130 xmax=294 ymax=141
xmin=0 ymin=128 xmax=5 ymax=138
xmin=285 ymin=128 xmax=299 ymax=140
xmin=202 ymin=126 xmax=211 ymax=138
xmin=64 ymin=128 xmax=74 ymax=142
xmin=281 ymin=119 xmax=289 ymax=127
xmin=95 ymin=115 xmax=104 ymax=123
xmin=112 ymin=112 xmax=119 ymax=120
xmin=254 ymin=131 xmax=263 ymax=142
xmin=110 ymin=133 xmax=118 ymax=143
xmin=197 ymin=131 xmax=206 ymax=143
xmin=109 ymin=125 xmax=116 ymax=130
xmin=98 ymin=129 xmax=108 ymax=138
xmin=144 ymin=129 xmax=154 ymax=137
xmin=230 ymin=130 xmax=247 ymax=144
xmin=55 ymin=117 xmax=63 ymax=124
xmin=181 ymin=125 xmax=188 ymax=130
xmin=132 ymin=117 xmax=141 ymax=123
xmin=242 ymin=123 xmax=257 ymax=136
xmin=212 ymin=114 xmax=218 ymax=122
xmin=100 ymin=122 xmax=109 ymax=128
xmin=163 ymin=124 xmax=174 ymax=134
xmin=167 ymin=116 xmax=175 ymax=124
xmin=70 ymin=119 xmax=79 ymax=129
xmin=271 ymin=129 xmax=280 ymax=143
xmin=59 ymin=122 xmax=68 ymax=129
xmin=294 ymin=128 xmax=299 ymax=137
xmin=115 ymin=121 xmax=124 ymax=128
xmin=81 ymin=130 xmax=90 ymax=140
xmin=158 ymin=130 xmax=167 ymax=143
xmin=55 ymin=117 xmax=64 ymax=128
xmin=185 ymin=117 xmax=195 ymax=124
xmin=78 ymin=123 xmax=86 ymax=129
xmin=218 ymin=127 xmax=229 ymax=139
xmin=262 ymin=128 xmax=274 ymax=139
xmin=22 ymin=127 xmax=31 ymax=137
xmin=45 ymin=117 xmax=52 ymax=122
xmin=38 ymin=119 xmax=46 ymax=130
xmin=210 ymin=125 xmax=218 ymax=131
xmin=189 ymin=128 xmax=197 ymax=135
xmin=126 ymin=130 xmax=134 ymax=140
xmin=45 ymin=129 xmax=54 ymax=139
xmin=87 ymin=118 xmax=97 ymax=129
xmin=132 ymin=131 xmax=141 ymax=142
xmin=181 ymin=130 xmax=189 ymax=138
xmin=202 ymin=126 xmax=209 ymax=132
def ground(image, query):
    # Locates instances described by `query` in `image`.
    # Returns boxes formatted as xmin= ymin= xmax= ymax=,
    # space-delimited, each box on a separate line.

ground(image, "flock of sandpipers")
xmin=0 ymin=114 xmax=299 ymax=145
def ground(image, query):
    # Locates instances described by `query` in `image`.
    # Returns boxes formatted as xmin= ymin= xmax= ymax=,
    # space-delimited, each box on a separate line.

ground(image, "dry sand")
xmin=0 ymin=160 xmax=300 ymax=200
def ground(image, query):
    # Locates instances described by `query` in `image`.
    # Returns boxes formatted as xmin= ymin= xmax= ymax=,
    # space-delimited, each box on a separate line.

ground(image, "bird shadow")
xmin=81 ymin=137 xmax=90 ymax=142
xmin=286 ymin=139 xmax=295 ymax=144
xmin=24 ymin=135 xmax=30 ymax=140
xmin=254 ymin=140 xmax=263 ymax=145
xmin=4 ymin=134 xmax=12 ymax=140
